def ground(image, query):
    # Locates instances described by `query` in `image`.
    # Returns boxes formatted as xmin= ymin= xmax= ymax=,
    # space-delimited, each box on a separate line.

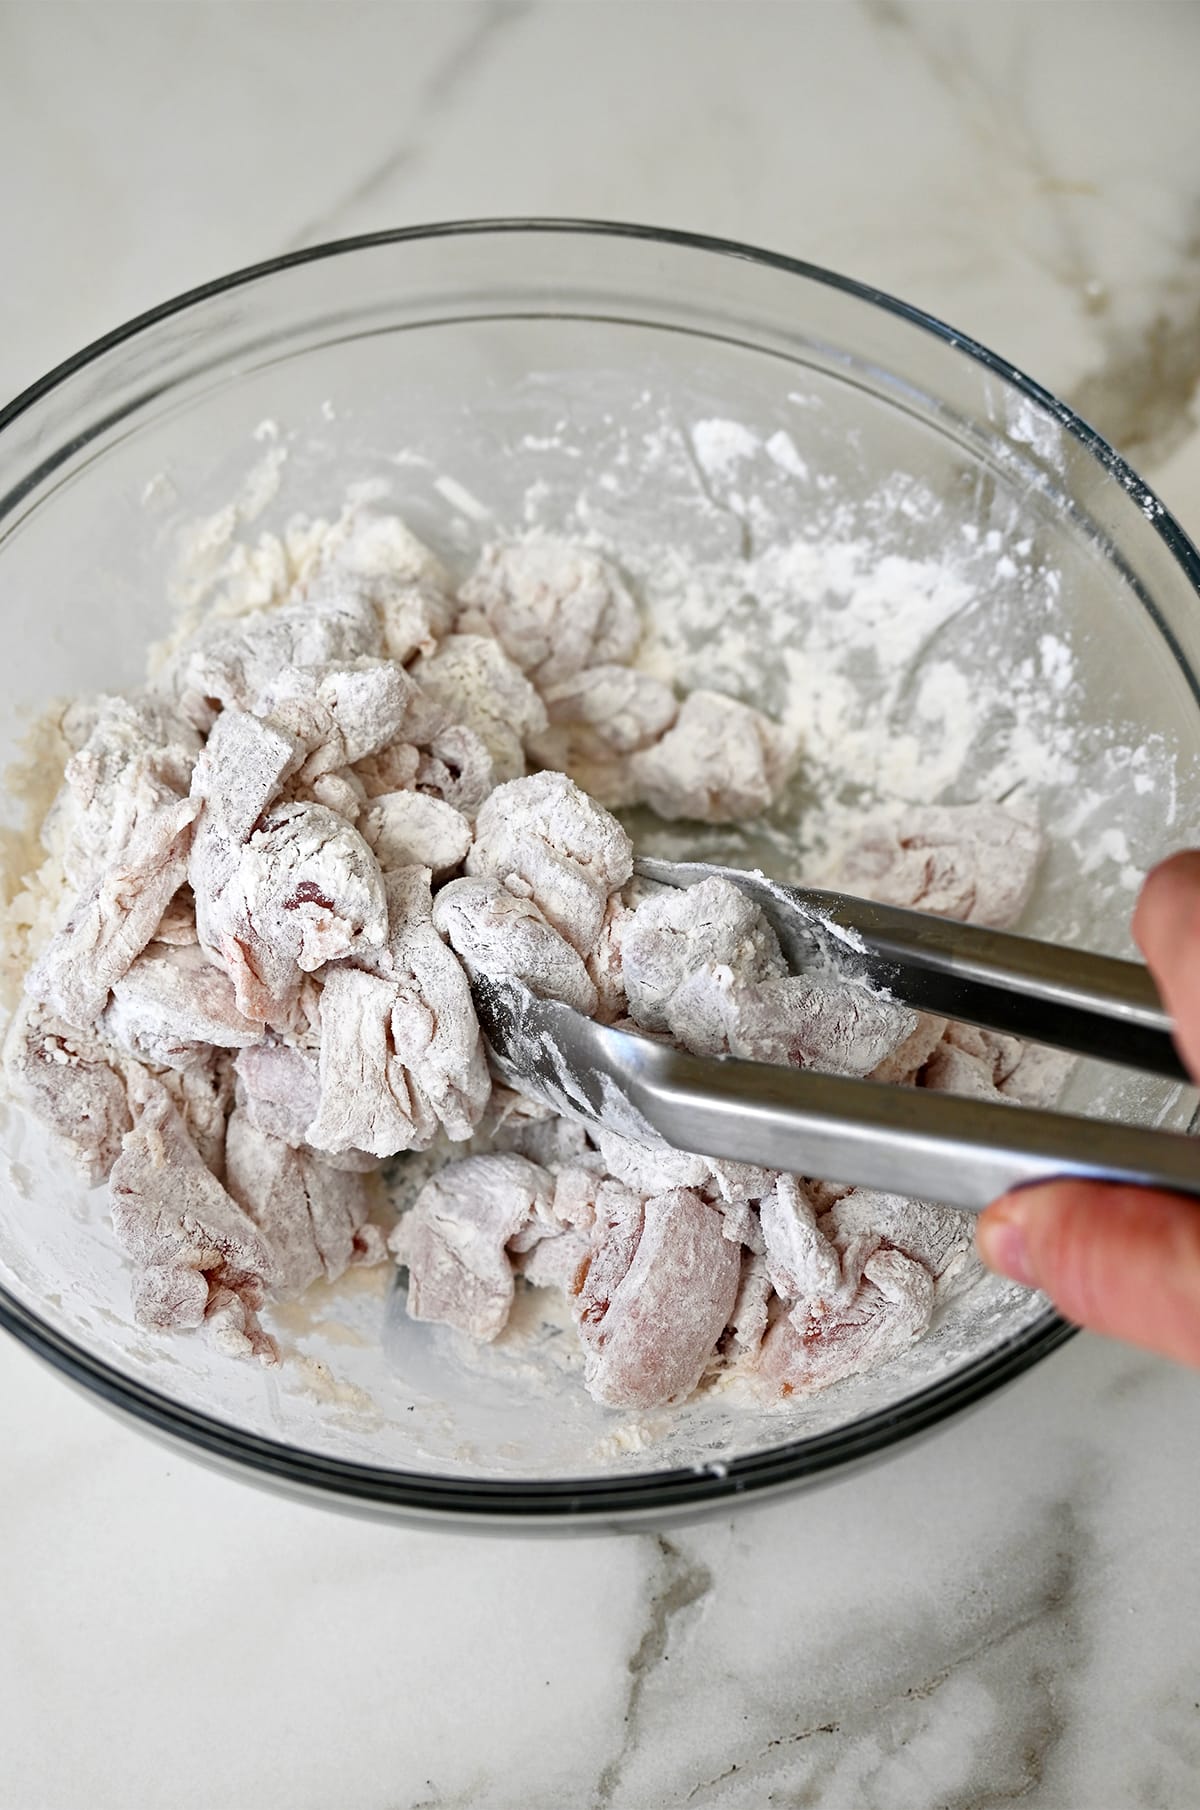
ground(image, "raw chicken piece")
xmin=157 ymin=590 xmax=382 ymax=732
xmin=999 ymin=1042 xmax=1076 ymax=1108
xmin=411 ymin=634 xmax=547 ymax=784
xmin=919 ymin=1020 xmax=1034 ymax=1101
xmin=492 ymin=1102 xmax=597 ymax=1172
xmin=758 ymin=1174 xmax=845 ymax=1311
xmin=586 ymin=894 xmax=631 ymax=1023
xmin=620 ymin=875 xmax=785 ymax=1033
xmin=920 ymin=1021 xmax=1074 ymax=1111
xmin=518 ymin=1228 xmax=593 ymax=1294
xmin=361 ymin=791 xmax=471 ymax=877
xmin=353 ymin=739 xmax=421 ymax=798
xmin=458 ymin=541 xmax=641 ymax=686
xmin=233 ymin=1039 xmax=376 ymax=1171
xmin=570 ymin=1181 xmax=645 ymax=1326
xmin=189 ymin=708 xmax=303 ymax=866
xmin=700 ymin=1158 xmax=775 ymax=1249
xmin=371 ymin=580 xmax=454 ymax=668
xmin=29 ymin=782 xmax=201 ymax=1027
xmin=151 ymin=891 xmax=199 ymax=947
xmin=47 ymin=695 xmax=200 ymax=892
xmin=238 ymin=807 xmax=388 ymax=975
xmin=363 ymin=866 xmax=490 ymax=1137
xmin=553 ymin=748 xmax=642 ymax=813
xmin=160 ymin=1052 xmax=235 ymax=1181
xmin=838 ymin=803 xmax=1043 ymax=929
xmin=5 ymin=1000 xmax=131 ymax=1185
xmin=551 ymin=1165 xmax=608 ymax=1230
xmin=822 ymin=1189 xmax=975 ymax=1300
xmin=200 ymin=802 xmax=388 ymax=1022
xmin=539 ymin=664 xmax=678 ymax=756
xmin=725 ymin=1250 xmax=775 ymax=1358
xmin=188 ymin=708 xmax=304 ymax=974
xmin=594 ymin=1127 xmax=713 ymax=1197
xmin=758 ymin=1247 xmax=934 ymax=1397
xmin=508 ymin=1168 xmax=622 ymax=1269
xmin=390 ymin=1152 xmax=554 ymax=1341
xmin=942 ymin=1021 xmax=1025 ymax=1077
xmin=432 ymin=875 xmax=599 ymax=1015
xmin=224 ymin=1109 xmax=382 ymax=1296
xmin=508 ymin=1179 xmax=579 ymax=1258
xmin=696 ymin=1154 xmax=777 ymax=1205
xmin=255 ymin=657 xmax=411 ymax=778
xmin=349 ymin=676 xmax=493 ymax=813
xmin=465 ymin=771 xmax=633 ymax=955
xmin=308 ymin=868 xmax=488 ymax=1156
xmin=933 ymin=1020 xmax=1074 ymax=1108
xmin=29 ymin=692 xmax=205 ymax=1027
xmin=706 ymin=971 xmax=918 ymax=1079
xmin=109 ymin=1073 xmax=276 ymax=1361
xmin=413 ymin=723 xmax=495 ymax=815
xmin=102 ymin=943 xmax=260 ymax=1069
xmin=475 ymin=1082 xmax=558 ymax=1145
xmin=306 ymin=968 xmax=437 ymax=1157
xmin=307 ymin=507 xmax=451 ymax=593
xmin=574 ymin=1188 xmax=742 ymax=1408
xmin=295 ymin=569 xmax=449 ymax=674
xmin=619 ymin=873 xmax=913 ymax=1077
xmin=234 ymin=1040 xmax=320 ymax=1146
xmin=269 ymin=970 xmax=324 ymax=1049
xmin=920 ymin=1041 xmax=1007 ymax=1101
xmin=628 ymin=689 xmax=796 ymax=823
xmin=869 ymin=1012 xmax=948 ymax=1085
xmin=299 ymin=509 xmax=453 ymax=664
xmin=803 ymin=1177 xmax=854 ymax=1215
xmin=711 ymin=1194 xmax=765 ymax=1254
xmin=306 ymin=767 xmax=368 ymax=820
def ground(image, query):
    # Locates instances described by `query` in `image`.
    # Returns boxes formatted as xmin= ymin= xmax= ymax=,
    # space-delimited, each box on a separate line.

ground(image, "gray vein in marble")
xmin=282 ymin=0 xmax=533 ymax=252
xmin=1068 ymin=246 xmax=1200 ymax=469
xmin=594 ymin=1535 xmax=716 ymax=1810
xmin=1093 ymin=1348 xmax=1168 ymax=1406
xmin=404 ymin=1786 xmax=482 ymax=1810
xmin=617 ymin=1496 xmax=1087 ymax=1810
xmin=862 ymin=0 xmax=1200 ymax=468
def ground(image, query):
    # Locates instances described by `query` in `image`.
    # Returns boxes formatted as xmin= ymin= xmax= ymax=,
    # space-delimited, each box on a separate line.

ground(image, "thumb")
xmin=1133 ymin=849 xmax=1200 ymax=1081
xmin=977 ymin=1181 xmax=1200 ymax=1366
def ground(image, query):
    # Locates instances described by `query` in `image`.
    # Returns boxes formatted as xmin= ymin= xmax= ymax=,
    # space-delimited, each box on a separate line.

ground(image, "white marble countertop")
xmin=3 ymin=4 xmax=1200 ymax=1806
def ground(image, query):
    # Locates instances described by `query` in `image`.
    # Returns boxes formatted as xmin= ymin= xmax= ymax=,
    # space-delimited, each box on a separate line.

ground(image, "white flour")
xmin=447 ymin=399 xmax=1186 ymax=962
xmin=2 ymin=390 xmax=1180 ymax=1464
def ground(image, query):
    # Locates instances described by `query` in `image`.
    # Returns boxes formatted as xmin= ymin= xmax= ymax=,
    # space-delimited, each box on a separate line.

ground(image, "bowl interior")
xmin=1 ymin=228 xmax=1197 ymax=1508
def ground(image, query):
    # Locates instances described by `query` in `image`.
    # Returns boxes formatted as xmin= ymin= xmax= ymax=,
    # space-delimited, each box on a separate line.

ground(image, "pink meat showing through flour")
xmin=838 ymin=802 xmax=1043 ymax=928
xmin=390 ymin=1152 xmax=554 ymax=1342
xmin=108 ymin=1073 xmax=276 ymax=1361
xmin=573 ymin=1187 xmax=742 ymax=1409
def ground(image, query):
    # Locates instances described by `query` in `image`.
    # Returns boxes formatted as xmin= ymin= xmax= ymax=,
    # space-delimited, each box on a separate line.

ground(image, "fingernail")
xmin=977 ymin=1202 xmax=1035 ymax=1287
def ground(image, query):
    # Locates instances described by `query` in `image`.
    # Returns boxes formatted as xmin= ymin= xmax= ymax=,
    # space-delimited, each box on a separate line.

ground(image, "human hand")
xmin=976 ymin=851 xmax=1200 ymax=1366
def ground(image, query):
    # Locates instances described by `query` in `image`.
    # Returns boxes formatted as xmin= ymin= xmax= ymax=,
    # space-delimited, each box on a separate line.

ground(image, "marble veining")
xmin=594 ymin=1537 xmax=717 ymax=1809
xmin=281 ymin=1 xmax=532 ymax=253
xmin=2 ymin=4 xmax=1200 ymax=1807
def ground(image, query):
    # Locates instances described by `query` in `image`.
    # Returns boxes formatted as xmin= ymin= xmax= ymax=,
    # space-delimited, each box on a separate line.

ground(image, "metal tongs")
xmin=472 ymin=858 xmax=1200 ymax=1213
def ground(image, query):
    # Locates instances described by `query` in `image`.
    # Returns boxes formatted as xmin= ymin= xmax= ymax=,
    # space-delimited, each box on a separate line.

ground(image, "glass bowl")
xmin=2 ymin=220 xmax=1198 ymax=1529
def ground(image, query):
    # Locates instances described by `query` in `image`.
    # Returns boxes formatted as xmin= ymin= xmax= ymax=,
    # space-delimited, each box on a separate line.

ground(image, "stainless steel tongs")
xmin=471 ymin=858 xmax=1200 ymax=1213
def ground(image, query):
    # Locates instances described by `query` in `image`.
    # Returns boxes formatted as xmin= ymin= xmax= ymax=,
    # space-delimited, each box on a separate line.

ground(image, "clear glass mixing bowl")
xmin=2 ymin=221 xmax=1198 ymax=1528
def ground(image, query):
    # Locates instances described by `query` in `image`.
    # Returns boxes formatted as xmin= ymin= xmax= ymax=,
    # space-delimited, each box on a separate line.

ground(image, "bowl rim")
xmin=7 ymin=213 xmax=1189 ymax=1520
